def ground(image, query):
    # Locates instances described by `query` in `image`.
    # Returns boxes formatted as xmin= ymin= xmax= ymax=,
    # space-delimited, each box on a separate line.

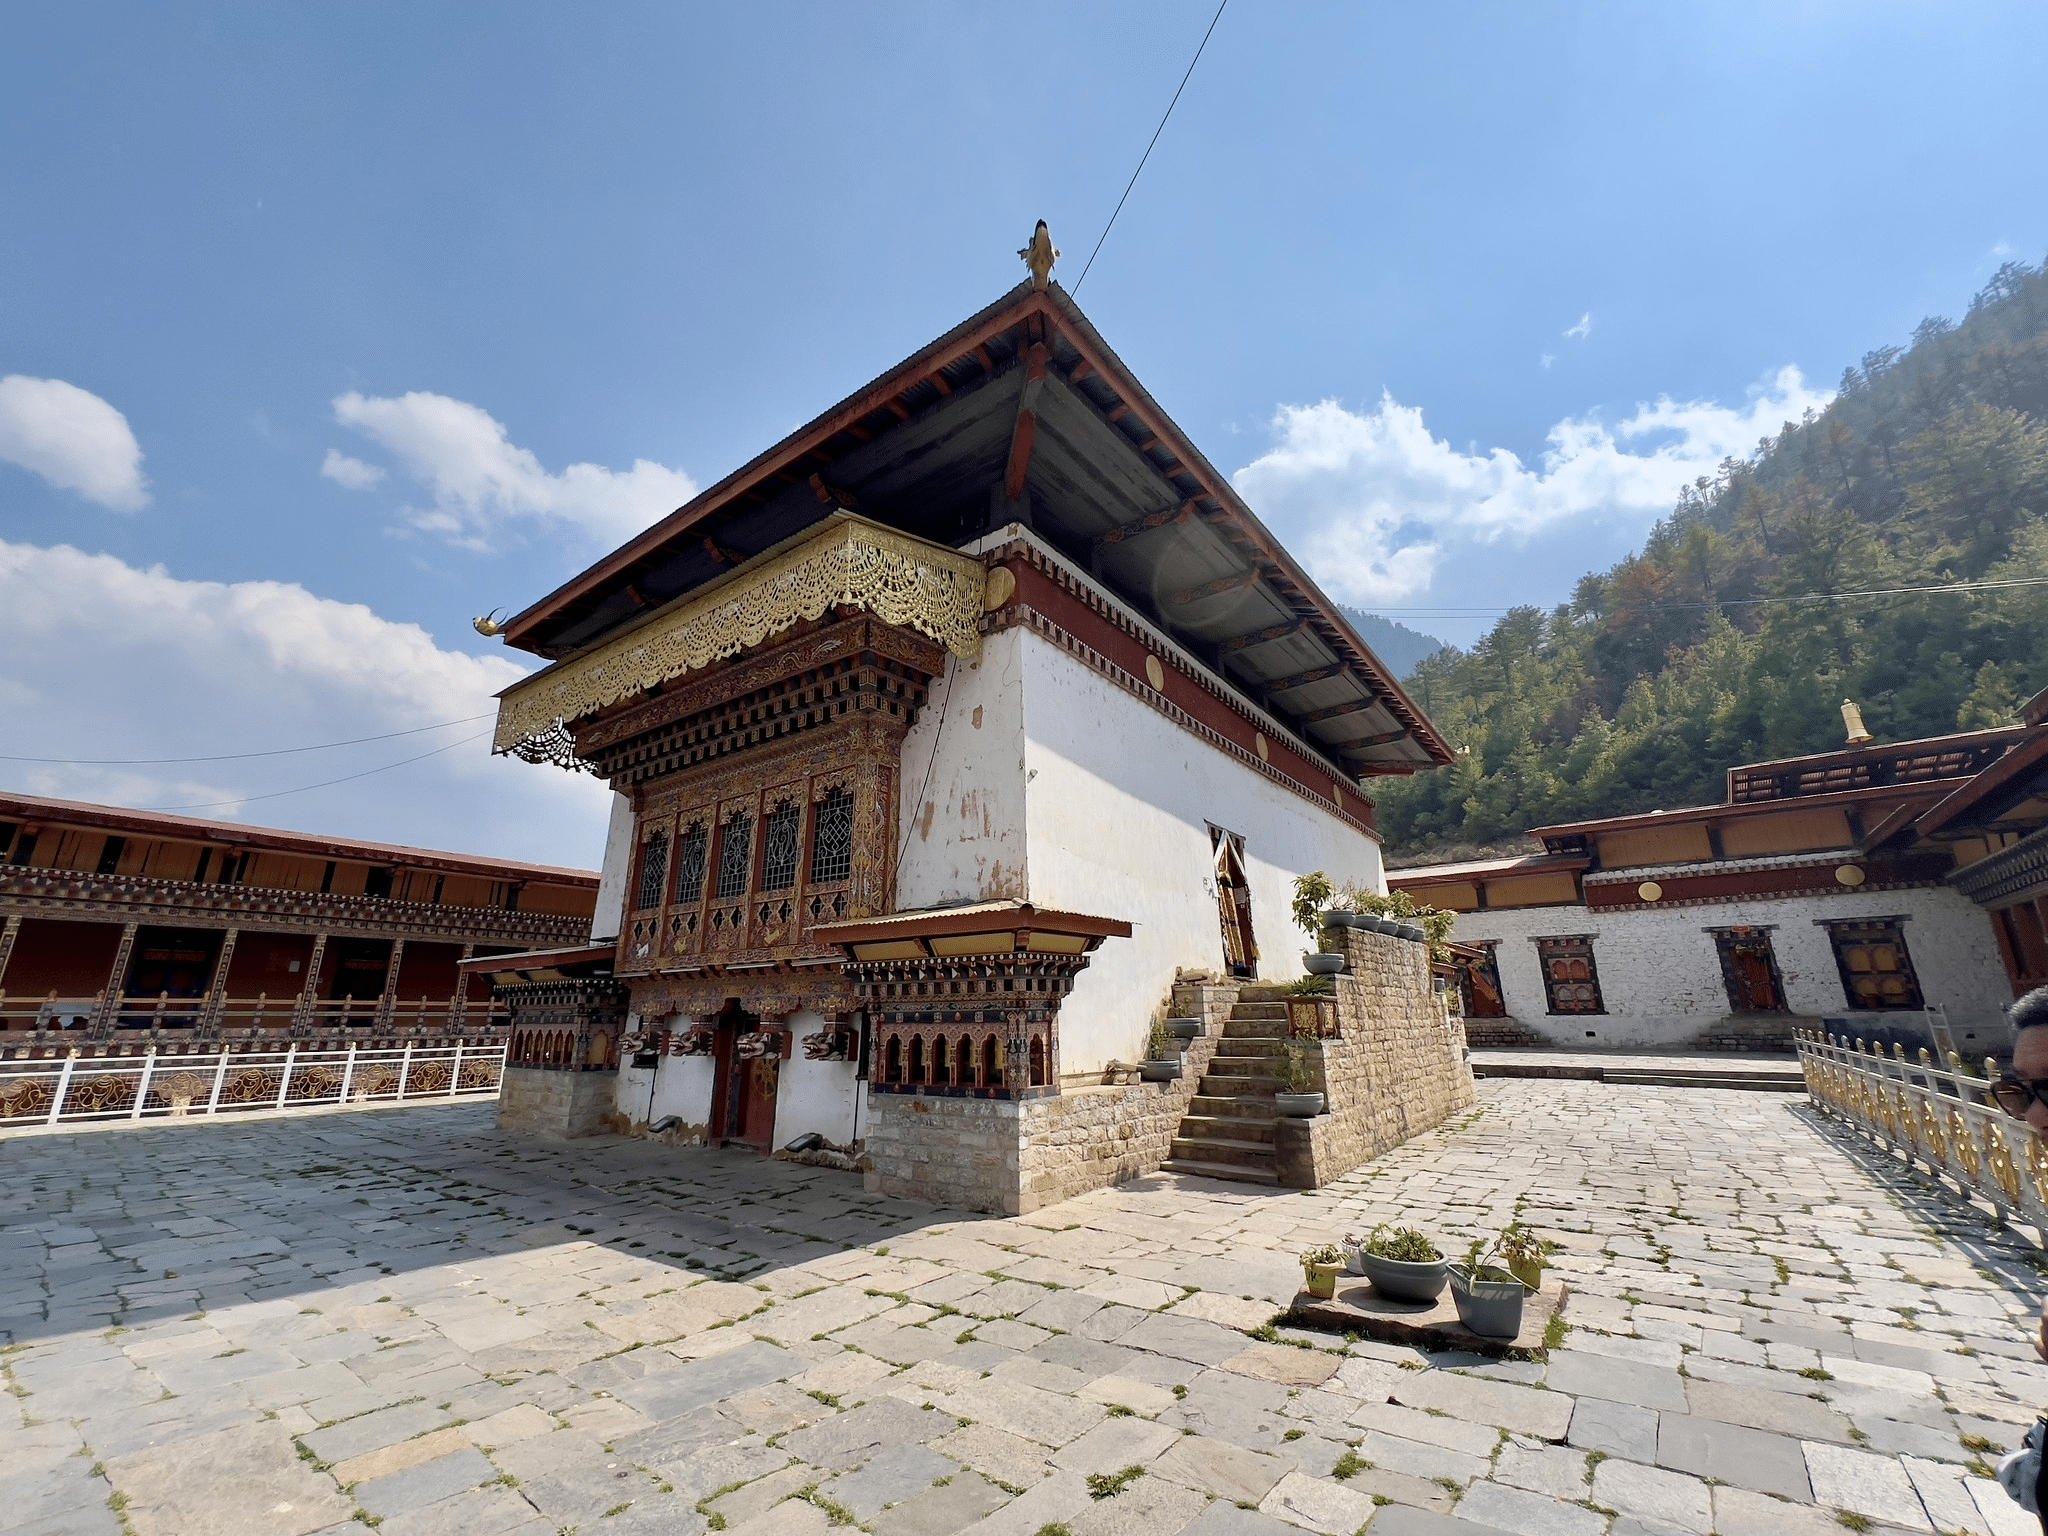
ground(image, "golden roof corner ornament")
xmin=1841 ymin=697 xmax=1875 ymax=746
xmin=473 ymin=608 xmax=508 ymax=638
xmin=1018 ymin=220 xmax=1059 ymax=291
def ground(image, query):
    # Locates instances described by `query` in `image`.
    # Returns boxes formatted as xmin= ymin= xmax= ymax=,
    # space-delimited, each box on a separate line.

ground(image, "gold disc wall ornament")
xmin=1835 ymin=864 xmax=1867 ymax=887
xmin=1144 ymin=655 xmax=1165 ymax=691
xmin=982 ymin=565 xmax=1017 ymax=611
xmin=1637 ymin=881 xmax=1663 ymax=903
xmin=1255 ymin=733 xmax=1270 ymax=762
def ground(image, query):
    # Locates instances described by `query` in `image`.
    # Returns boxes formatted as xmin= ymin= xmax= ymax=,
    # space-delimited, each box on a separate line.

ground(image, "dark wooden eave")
xmin=497 ymin=281 xmax=1452 ymax=774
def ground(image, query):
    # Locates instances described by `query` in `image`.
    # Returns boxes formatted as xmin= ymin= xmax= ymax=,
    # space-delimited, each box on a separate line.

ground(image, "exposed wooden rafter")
xmin=1335 ymin=729 xmax=1411 ymax=753
xmin=1223 ymin=619 xmax=1309 ymax=653
xmin=1297 ymin=697 xmax=1383 ymax=726
xmin=1003 ymin=342 xmax=1052 ymax=501
xmin=1265 ymin=664 xmax=1348 ymax=694
xmin=1093 ymin=501 xmax=1196 ymax=549
xmin=1165 ymin=571 xmax=1260 ymax=609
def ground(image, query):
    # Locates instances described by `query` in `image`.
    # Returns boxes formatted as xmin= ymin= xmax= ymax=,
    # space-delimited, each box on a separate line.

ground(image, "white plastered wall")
xmin=1456 ymin=883 xmax=2012 ymax=1051
xmin=611 ymin=1011 xmax=718 ymax=1134
xmin=895 ymin=627 xmax=1029 ymax=908
xmin=772 ymin=1009 xmax=861 ymax=1146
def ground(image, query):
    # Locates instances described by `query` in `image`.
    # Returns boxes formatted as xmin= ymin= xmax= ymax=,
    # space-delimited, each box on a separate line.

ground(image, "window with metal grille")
xmin=715 ymin=814 xmax=754 ymax=899
xmin=672 ymin=822 xmax=709 ymax=903
xmin=810 ymin=786 xmax=853 ymax=883
xmin=761 ymin=801 xmax=802 ymax=891
xmin=1536 ymin=935 xmax=1604 ymax=1014
xmin=634 ymin=830 xmax=669 ymax=911
xmin=1822 ymin=918 xmax=1923 ymax=1010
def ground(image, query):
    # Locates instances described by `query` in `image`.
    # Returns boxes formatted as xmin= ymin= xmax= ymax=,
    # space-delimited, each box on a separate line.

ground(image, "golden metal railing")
xmin=1797 ymin=1029 xmax=2048 ymax=1228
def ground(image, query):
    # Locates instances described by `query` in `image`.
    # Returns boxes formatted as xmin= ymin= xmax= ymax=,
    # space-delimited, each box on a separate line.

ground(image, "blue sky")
xmin=3 ymin=2 xmax=2044 ymax=867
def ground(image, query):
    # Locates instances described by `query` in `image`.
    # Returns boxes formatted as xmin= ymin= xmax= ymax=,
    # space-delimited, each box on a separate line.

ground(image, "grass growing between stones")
xmin=1085 ymin=1466 xmax=1146 ymax=1499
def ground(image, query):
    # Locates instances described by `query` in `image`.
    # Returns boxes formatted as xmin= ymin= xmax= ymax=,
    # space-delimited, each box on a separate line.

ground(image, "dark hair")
xmin=2012 ymin=986 xmax=2048 ymax=1034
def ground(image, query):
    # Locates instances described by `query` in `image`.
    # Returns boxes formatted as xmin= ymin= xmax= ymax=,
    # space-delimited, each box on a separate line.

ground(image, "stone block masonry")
xmin=863 ymin=978 xmax=1239 ymax=1214
xmin=496 ymin=1065 xmax=617 ymax=1139
xmin=1276 ymin=926 xmax=1477 ymax=1189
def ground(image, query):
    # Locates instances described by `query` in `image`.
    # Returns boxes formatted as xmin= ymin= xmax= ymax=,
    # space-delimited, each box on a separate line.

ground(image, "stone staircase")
xmin=1160 ymin=990 xmax=1288 ymax=1186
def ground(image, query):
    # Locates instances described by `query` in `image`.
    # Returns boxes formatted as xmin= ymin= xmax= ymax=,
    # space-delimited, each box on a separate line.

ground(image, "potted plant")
xmin=1332 ymin=885 xmax=1458 ymax=961
xmin=1139 ymin=1018 xmax=1183 ymax=1082
xmin=1448 ymin=1223 xmax=1548 ymax=1338
xmin=1494 ymin=1219 xmax=1554 ymax=1290
xmin=1165 ymin=1015 xmax=1205 ymax=1040
xmin=1300 ymin=1242 xmax=1345 ymax=1300
xmin=1273 ymin=1041 xmax=1325 ymax=1117
xmin=1291 ymin=872 xmax=1347 ymax=976
xmin=1349 ymin=1224 xmax=1448 ymax=1302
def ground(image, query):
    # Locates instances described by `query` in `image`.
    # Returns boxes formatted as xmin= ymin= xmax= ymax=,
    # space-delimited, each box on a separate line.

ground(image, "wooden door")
xmin=1211 ymin=828 xmax=1258 ymax=979
xmin=736 ymin=1053 xmax=780 ymax=1152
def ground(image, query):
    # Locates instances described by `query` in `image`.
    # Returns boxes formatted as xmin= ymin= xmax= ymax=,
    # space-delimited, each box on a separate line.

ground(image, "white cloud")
xmin=329 ymin=390 xmax=697 ymax=549
xmin=1540 ymin=353 xmax=1556 ymax=370
xmin=0 ymin=375 xmax=149 ymax=511
xmin=1232 ymin=366 xmax=1832 ymax=605
xmin=1564 ymin=313 xmax=1593 ymax=340
xmin=0 ymin=539 xmax=611 ymax=866
xmin=320 ymin=448 xmax=386 ymax=489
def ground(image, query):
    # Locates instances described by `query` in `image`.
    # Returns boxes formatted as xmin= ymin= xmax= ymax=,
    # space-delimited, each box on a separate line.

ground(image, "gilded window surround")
xmin=494 ymin=514 xmax=986 ymax=754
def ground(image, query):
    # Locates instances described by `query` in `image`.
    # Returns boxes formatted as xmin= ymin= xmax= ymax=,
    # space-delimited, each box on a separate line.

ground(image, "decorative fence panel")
xmin=0 ymin=1041 xmax=506 ymax=1129
xmin=1798 ymin=1029 xmax=2048 ymax=1229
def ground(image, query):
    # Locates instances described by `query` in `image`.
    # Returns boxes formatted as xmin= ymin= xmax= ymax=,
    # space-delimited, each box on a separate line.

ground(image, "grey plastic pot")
xmin=1396 ymin=922 xmax=1426 ymax=943
xmin=1165 ymin=1016 xmax=1205 ymax=1039
xmin=1359 ymin=1251 xmax=1450 ymax=1303
xmin=1324 ymin=909 xmax=1358 ymax=930
xmin=1358 ymin=916 xmax=1394 ymax=935
xmin=1274 ymin=1091 xmax=1325 ymax=1117
xmin=1302 ymin=952 xmax=1347 ymax=975
xmin=1448 ymin=1264 xmax=1527 ymax=1338
xmin=1138 ymin=1059 xmax=1183 ymax=1083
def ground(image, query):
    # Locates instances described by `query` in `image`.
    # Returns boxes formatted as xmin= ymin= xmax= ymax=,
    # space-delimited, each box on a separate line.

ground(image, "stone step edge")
xmin=1159 ymin=1158 xmax=1280 ymax=1185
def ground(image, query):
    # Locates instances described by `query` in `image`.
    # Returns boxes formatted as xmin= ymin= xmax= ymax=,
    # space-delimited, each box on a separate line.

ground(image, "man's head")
xmin=2008 ymin=986 xmax=2048 ymax=1134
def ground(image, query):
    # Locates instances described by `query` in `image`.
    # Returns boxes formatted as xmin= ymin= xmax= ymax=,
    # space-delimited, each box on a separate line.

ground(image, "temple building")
xmin=0 ymin=791 xmax=598 ymax=1052
xmin=1392 ymin=691 xmax=2048 ymax=1057
xmin=479 ymin=242 xmax=1468 ymax=1213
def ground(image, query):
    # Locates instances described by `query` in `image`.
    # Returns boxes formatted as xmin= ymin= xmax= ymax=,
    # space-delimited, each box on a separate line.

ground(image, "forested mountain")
xmin=1340 ymin=606 xmax=1448 ymax=679
xmin=1378 ymin=257 xmax=2048 ymax=863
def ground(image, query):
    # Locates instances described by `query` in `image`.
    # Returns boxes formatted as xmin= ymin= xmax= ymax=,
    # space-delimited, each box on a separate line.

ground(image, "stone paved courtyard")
xmin=6 ymin=1082 xmax=2048 ymax=1536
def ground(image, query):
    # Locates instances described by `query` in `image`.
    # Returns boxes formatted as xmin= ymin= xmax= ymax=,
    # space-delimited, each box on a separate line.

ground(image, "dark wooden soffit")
xmin=498 ymin=281 xmax=1451 ymax=768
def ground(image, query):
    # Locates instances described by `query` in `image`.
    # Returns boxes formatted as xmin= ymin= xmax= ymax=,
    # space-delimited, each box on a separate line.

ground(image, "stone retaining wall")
xmin=1276 ymin=927 xmax=1477 ymax=1189
xmin=863 ymin=978 xmax=1241 ymax=1214
xmin=497 ymin=1066 xmax=618 ymax=1139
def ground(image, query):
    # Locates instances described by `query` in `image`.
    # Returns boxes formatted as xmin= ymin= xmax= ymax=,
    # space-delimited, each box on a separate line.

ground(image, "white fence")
xmin=1798 ymin=1029 xmax=2048 ymax=1230
xmin=0 ymin=1041 xmax=506 ymax=1129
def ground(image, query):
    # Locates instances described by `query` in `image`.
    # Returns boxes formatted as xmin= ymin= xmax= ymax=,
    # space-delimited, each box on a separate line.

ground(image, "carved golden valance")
xmin=494 ymin=515 xmax=985 ymax=753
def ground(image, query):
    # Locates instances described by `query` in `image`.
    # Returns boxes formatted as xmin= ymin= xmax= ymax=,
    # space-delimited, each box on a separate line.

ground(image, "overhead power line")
xmin=1362 ymin=573 xmax=2048 ymax=620
xmin=1072 ymin=0 xmax=1229 ymax=295
xmin=137 ymin=731 xmax=491 ymax=814
xmin=0 ymin=714 xmax=494 ymax=766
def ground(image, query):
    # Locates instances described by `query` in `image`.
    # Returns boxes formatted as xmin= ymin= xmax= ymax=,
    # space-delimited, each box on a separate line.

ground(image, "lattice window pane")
xmin=634 ymin=831 xmax=668 ymax=911
xmin=810 ymin=786 xmax=854 ymax=884
xmin=1826 ymin=920 xmax=1923 ymax=1009
xmin=715 ymin=815 xmax=754 ymax=900
xmin=1536 ymin=936 xmax=1604 ymax=1015
xmin=761 ymin=801 xmax=802 ymax=892
xmin=672 ymin=823 xmax=709 ymax=904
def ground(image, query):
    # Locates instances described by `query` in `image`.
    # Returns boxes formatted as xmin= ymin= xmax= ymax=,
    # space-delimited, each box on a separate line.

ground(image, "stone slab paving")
xmin=5 ymin=1084 xmax=2048 ymax=1535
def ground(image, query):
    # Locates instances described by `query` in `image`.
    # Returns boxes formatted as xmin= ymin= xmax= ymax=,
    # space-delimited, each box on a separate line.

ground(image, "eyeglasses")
xmin=1991 ymin=1074 xmax=2048 ymax=1119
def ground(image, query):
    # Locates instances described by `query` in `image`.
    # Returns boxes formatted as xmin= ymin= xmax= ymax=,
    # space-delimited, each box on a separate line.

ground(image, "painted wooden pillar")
xmin=450 ymin=942 xmax=474 ymax=1029
xmin=292 ymin=933 xmax=329 ymax=1031
xmin=377 ymin=938 xmax=406 ymax=1026
xmin=0 ymin=913 xmax=20 ymax=993
xmin=91 ymin=922 xmax=140 ymax=1038
xmin=200 ymin=927 xmax=239 ymax=1033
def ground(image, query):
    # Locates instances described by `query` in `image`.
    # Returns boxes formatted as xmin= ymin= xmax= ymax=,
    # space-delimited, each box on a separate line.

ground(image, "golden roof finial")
xmin=1018 ymin=220 xmax=1059 ymax=291
xmin=1841 ymin=697 xmax=1874 ymax=746
xmin=473 ymin=608 xmax=508 ymax=638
